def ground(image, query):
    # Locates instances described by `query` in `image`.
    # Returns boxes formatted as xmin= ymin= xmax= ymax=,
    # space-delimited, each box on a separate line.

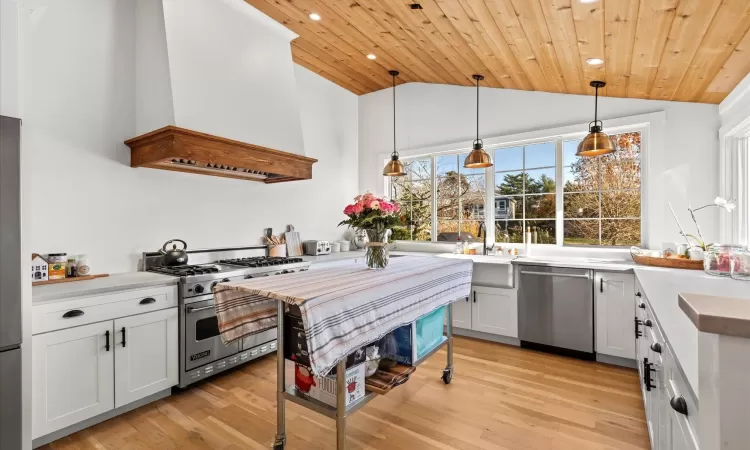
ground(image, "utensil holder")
xmin=269 ymin=244 xmax=287 ymax=257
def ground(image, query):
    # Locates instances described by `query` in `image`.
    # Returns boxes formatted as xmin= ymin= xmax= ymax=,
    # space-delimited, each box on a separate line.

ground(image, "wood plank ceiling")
xmin=246 ymin=0 xmax=750 ymax=103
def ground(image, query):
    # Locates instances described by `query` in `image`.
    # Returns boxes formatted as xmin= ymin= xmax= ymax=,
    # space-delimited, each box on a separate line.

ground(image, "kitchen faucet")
xmin=477 ymin=222 xmax=493 ymax=255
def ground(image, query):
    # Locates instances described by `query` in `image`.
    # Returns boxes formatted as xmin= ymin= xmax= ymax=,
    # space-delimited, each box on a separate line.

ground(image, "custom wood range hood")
xmin=125 ymin=126 xmax=317 ymax=184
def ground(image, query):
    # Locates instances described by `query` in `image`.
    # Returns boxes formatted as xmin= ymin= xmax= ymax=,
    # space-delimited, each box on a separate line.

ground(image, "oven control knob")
xmin=193 ymin=284 xmax=204 ymax=294
xmin=281 ymin=270 xmax=290 ymax=274
xmin=244 ymin=274 xmax=254 ymax=279
xmin=210 ymin=281 xmax=219 ymax=290
xmin=222 ymin=278 xmax=230 ymax=283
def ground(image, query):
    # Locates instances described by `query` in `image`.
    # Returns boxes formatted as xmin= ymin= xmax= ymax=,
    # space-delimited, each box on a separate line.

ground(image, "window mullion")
xmin=556 ymin=138 xmax=564 ymax=246
xmin=431 ymin=156 xmax=437 ymax=242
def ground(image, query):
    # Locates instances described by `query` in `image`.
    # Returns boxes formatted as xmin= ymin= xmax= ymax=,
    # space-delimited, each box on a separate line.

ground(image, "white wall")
xmin=0 ymin=0 xmax=21 ymax=118
xmin=24 ymin=0 xmax=358 ymax=274
xmin=359 ymin=83 xmax=721 ymax=248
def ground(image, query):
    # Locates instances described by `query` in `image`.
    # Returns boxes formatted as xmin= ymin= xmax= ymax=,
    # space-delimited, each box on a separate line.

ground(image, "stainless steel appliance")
xmin=0 ymin=116 xmax=22 ymax=450
xmin=517 ymin=265 xmax=595 ymax=360
xmin=302 ymin=240 xmax=330 ymax=255
xmin=143 ymin=248 xmax=311 ymax=387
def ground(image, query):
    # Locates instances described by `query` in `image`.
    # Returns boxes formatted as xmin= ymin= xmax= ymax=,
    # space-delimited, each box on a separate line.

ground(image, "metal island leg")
xmin=442 ymin=301 xmax=455 ymax=384
xmin=273 ymin=299 xmax=286 ymax=450
xmin=336 ymin=358 xmax=347 ymax=449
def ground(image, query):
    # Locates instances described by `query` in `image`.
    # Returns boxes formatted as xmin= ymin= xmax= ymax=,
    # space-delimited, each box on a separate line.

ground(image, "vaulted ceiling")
xmin=246 ymin=0 xmax=750 ymax=103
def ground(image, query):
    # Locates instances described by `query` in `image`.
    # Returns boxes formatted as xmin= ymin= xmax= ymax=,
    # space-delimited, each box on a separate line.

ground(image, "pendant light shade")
xmin=464 ymin=74 xmax=493 ymax=169
xmin=577 ymin=81 xmax=616 ymax=157
xmin=383 ymin=70 xmax=406 ymax=177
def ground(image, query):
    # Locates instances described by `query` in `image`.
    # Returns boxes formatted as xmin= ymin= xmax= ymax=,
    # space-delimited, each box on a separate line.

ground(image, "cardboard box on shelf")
xmin=285 ymin=360 xmax=366 ymax=408
xmin=284 ymin=309 xmax=366 ymax=372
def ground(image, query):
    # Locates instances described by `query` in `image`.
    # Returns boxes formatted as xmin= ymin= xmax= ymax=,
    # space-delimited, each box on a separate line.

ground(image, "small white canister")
xmin=331 ymin=242 xmax=341 ymax=253
xmin=338 ymin=240 xmax=351 ymax=252
xmin=77 ymin=255 xmax=91 ymax=276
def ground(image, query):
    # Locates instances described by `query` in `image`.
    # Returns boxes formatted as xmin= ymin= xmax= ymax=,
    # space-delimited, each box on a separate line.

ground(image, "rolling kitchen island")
xmin=213 ymin=256 xmax=473 ymax=450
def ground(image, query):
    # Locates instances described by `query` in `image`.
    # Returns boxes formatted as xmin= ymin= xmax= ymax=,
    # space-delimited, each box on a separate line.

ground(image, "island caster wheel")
xmin=442 ymin=368 xmax=452 ymax=384
xmin=272 ymin=437 xmax=285 ymax=450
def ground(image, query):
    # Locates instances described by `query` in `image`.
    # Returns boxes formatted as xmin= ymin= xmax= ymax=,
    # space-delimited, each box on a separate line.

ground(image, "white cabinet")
xmin=32 ymin=305 xmax=179 ymax=440
xmin=595 ymin=272 xmax=635 ymax=359
xmin=32 ymin=322 xmax=115 ymax=439
xmin=451 ymin=295 xmax=472 ymax=329
xmin=114 ymin=308 xmax=178 ymax=408
xmin=470 ymin=286 xmax=518 ymax=338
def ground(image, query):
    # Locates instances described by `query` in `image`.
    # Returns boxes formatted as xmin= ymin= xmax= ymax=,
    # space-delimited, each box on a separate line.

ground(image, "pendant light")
xmin=383 ymin=70 xmax=406 ymax=177
xmin=576 ymin=80 xmax=616 ymax=157
xmin=464 ymin=74 xmax=493 ymax=168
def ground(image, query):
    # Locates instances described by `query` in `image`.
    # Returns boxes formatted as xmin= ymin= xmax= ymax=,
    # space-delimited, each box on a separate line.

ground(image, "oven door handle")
xmin=186 ymin=305 xmax=215 ymax=314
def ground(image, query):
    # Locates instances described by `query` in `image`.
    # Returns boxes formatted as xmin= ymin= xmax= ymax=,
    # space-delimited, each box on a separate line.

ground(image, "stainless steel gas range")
xmin=142 ymin=246 xmax=310 ymax=388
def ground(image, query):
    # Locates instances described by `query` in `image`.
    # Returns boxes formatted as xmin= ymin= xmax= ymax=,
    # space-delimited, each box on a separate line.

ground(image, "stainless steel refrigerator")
xmin=0 ymin=115 xmax=22 ymax=450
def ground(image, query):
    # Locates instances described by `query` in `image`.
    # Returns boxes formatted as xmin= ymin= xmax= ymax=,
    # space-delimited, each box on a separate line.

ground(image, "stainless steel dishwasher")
xmin=517 ymin=265 xmax=595 ymax=360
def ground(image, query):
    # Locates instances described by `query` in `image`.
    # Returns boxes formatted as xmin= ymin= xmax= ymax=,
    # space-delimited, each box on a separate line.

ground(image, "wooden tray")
xmin=631 ymin=254 xmax=703 ymax=270
xmin=33 ymin=274 xmax=109 ymax=286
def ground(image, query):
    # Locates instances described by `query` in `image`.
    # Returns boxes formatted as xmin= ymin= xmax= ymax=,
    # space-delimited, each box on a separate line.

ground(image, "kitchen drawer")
xmin=665 ymin=344 xmax=699 ymax=441
xmin=33 ymin=285 xmax=177 ymax=335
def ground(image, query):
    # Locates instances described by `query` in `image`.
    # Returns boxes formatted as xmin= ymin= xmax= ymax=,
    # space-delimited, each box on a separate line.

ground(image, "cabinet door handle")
xmin=600 ymin=278 xmax=603 ymax=293
xmin=650 ymin=342 xmax=662 ymax=354
xmin=105 ymin=330 xmax=110 ymax=352
xmin=465 ymin=295 xmax=469 ymax=303
xmin=634 ymin=317 xmax=642 ymax=338
xmin=643 ymin=358 xmax=656 ymax=391
xmin=62 ymin=309 xmax=84 ymax=319
xmin=644 ymin=319 xmax=653 ymax=327
xmin=139 ymin=297 xmax=156 ymax=305
xmin=121 ymin=327 xmax=126 ymax=347
xmin=670 ymin=395 xmax=688 ymax=416
xmin=473 ymin=291 xmax=476 ymax=303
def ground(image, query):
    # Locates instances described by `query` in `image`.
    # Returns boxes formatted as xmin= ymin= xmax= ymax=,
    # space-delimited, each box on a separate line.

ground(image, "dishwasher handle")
xmin=520 ymin=270 xmax=590 ymax=279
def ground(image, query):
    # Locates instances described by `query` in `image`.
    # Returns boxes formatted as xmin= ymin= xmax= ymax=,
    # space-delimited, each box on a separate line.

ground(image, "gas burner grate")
xmin=215 ymin=256 xmax=304 ymax=268
xmin=148 ymin=264 xmax=222 ymax=276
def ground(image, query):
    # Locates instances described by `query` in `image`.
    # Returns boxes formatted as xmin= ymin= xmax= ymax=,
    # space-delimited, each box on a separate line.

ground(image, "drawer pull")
xmin=140 ymin=297 xmax=156 ymax=305
xmin=473 ymin=291 xmax=476 ymax=303
xmin=670 ymin=395 xmax=688 ymax=416
xmin=634 ymin=317 xmax=642 ymax=338
xmin=643 ymin=319 xmax=653 ymax=327
xmin=105 ymin=330 xmax=110 ymax=352
xmin=121 ymin=327 xmax=126 ymax=348
xmin=643 ymin=358 xmax=656 ymax=391
xmin=650 ymin=342 xmax=662 ymax=354
xmin=635 ymin=292 xmax=642 ymax=298
xmin=638 ymin=302 xmax=646 ymax=309
xmin=62 ymin=310 xmax=84 ymax=319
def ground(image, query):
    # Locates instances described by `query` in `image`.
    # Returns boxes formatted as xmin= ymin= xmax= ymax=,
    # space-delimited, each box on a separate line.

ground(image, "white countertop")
xmin=32 ymin=272 xmax=178 ymax=304
xmin=634 ymin=267 xmax=750 ymax=397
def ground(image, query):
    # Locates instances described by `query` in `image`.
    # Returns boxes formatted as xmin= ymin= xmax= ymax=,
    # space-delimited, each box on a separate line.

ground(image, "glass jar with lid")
xmin=704 ymin=245 xmax=744 ymax=277
xmin=730 ymin=247 xmax=750 ymax=281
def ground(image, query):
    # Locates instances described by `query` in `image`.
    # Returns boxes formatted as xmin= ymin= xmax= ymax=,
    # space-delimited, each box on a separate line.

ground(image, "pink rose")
xmin=370 ymin=200 xmax=380 ymax=210
xmin=351 ymin=203 xmax=364 ymax=214
xmin=344 ymin=204 xmax=354 ymax=215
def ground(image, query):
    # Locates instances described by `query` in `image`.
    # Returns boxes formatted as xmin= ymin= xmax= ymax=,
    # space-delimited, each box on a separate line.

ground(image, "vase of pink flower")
xmin=339 ymin=193 xmax=401 ymax=269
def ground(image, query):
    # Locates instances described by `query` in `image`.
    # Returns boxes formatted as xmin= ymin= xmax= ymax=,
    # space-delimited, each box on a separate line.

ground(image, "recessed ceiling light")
xmin=580 ymin=0 xmax=599 ymax=3
xmin=309 ymin=13 xmax=321 ymax=21
xmin=367 ymin=54 xmax=377 ymax=60
xmin=586 ymin=57 xmax=604 ymax=66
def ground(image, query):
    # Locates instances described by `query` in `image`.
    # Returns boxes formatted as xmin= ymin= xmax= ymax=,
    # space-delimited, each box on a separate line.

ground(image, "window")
xmin=563 ymin=132 xmax=642 ymax=246
xmin=494 ymin=142 xmax=556 ymax=244
xmin=389 ymin=128 xmax=643 ymax=247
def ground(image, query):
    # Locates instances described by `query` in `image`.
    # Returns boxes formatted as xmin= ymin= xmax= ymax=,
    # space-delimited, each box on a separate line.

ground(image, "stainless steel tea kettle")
xmin=160 ymin=239 xmax=188 ymax=266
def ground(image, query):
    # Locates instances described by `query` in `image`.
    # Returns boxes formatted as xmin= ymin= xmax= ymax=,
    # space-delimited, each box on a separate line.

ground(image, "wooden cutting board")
xmin=285 ymin=225 xmax=302 ymax=256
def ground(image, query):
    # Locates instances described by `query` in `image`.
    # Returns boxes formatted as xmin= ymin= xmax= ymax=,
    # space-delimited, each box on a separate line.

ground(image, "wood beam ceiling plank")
xmin=459 ymin=0 xmax=533 ymax=90
xmin=627 ymin=0 xmax=678 ymax=99
xmin=650 ymin=0 xmax=722 ymax=101
xmin=353 ymin=0 xmax=467 ymax=86
xmin=571 ymin=0 xmax=606 ymax=90
xmin=430 ymin=0 xmax=515 ymax=88
xmin=509 ymin=0 xmax=568 ymax=93
xmin=253 ymin=0 xmax=392 ymax=89
xmin=702 ymin=27 xmax=750 ymax=102
xmin=293 ymin=39 xmax=381 ymax=93
xmin=320 ymin=0 xmax=450 ymax=85
xmin=390 ymin=0 xmax=501 ymax=88
xmin=603 ymin=0 xmax=640 ymax=98
xmin=265 ymin=0 xmax=422 ymax=84
xmin=674 ymin=0 xmax=750 ymax=102
xmin=381 ymin=0 xmax=477 ymax=86
xmin=538 ymin=0 xmax=587 ymax=95
xmin=292 ymin=43 xmax=370 ymax=94
xmin=482 ymin=0 xmax=551 ymax=92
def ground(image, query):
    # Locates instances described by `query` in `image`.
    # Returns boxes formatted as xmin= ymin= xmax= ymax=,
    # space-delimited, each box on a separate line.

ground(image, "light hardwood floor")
xmin=41 ymin=337 xmax=649 ymax=450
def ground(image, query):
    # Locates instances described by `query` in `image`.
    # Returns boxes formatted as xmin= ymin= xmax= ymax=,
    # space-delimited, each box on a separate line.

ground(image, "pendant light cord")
xmin=392 ymin=71 xmax=396 ymax=159
xmin=476 ymin=77 xmax=479 ymax=141
xmin=594 ymin=84 xmax=599 ymax=123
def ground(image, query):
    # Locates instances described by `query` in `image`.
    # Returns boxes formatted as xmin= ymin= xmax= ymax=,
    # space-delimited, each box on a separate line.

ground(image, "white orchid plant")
xmin=686 ymin=197 xmax=736 ymax=251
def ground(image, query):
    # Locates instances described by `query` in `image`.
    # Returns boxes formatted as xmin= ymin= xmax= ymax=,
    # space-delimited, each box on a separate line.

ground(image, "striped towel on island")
xmin=213 ymin=256 xmax=473 ymax=376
